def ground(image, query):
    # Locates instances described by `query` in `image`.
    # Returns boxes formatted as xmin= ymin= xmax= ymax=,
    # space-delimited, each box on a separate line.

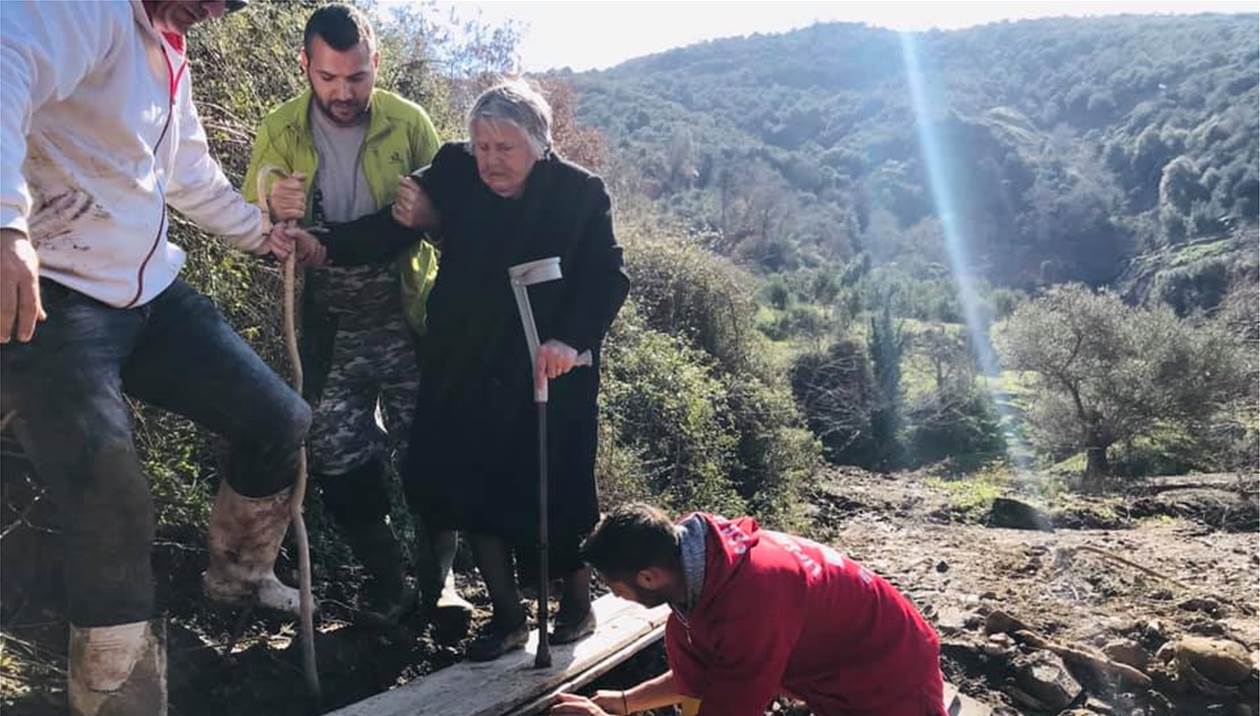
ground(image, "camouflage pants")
xmin=305 ymin=310 xmax=419 ymax=476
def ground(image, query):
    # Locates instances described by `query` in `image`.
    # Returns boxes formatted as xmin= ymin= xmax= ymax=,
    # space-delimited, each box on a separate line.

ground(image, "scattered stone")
xmin=987 ymin=497 xmax=1053 ymax=531
xmin=982 ymin=632 xmax=1016 ymax=657
xmin=1179 ymin=596 xmax=1226 ymax=617
xmin=1174 ymin=636 xmax=1253 ymax=685
xmin=936 ymin=559 xmax=950 ymax=573
xmin=1148 ymin=588 xmax=1174 ymax=601
xmin=1155 ymin=641 xmax=1178 ymax=664
xmin=1186 ymin=619 xmax=1229 ymax=638
xmin=1143 ymin=619 xmax=1167 ymax=641
xmin=1103 ymin=638 xmax=1150 ymax=671
xmin=1003 ymin=684 xmax=1048 ymax=711
xmin=985 ymin=609 xmax=1031 ymax=635
xmin=1012 ymin=650 xmax=1082 ymax=710
xmin=935 ymin=605 xmax=973 ymax=635
xmin=1084 ymin=696 xmax=1116 ymax=714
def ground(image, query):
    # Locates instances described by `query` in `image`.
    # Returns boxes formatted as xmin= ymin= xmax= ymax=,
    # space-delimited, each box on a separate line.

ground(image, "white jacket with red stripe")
xmin=0 ymin=0 xmax=265 ymax=308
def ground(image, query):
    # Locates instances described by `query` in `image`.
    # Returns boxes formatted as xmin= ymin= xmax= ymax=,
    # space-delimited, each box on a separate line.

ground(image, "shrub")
xmin=791 ymin=338 xmax=877 ymax=466
xmin=904 ymin=387 xmax=1006 ymax=467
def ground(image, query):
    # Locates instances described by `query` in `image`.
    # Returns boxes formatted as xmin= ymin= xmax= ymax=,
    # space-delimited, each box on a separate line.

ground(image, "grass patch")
xmin=927 ymin=462 xmax=1011 ymax=517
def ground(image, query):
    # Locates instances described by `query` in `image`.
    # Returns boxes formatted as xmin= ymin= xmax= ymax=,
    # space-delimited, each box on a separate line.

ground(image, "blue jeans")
xmin=0 ymin=278 xmax=310 ymax=626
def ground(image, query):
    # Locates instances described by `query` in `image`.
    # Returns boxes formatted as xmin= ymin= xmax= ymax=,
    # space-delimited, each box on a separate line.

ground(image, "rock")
xmin=1155 ymin=641 xmax=1178 ymax=663
xmin=1187 ymin=619 xmax=1229 ymax=637
xmin=1013 ymin=650 xmax=1082 ymax=710
xmin=936 ymin=605 xmax=974 ymax=635
xmin=985 ymin=609 xmax=1031 ymax=635
xmin=1143 ymin=619 xmax=1167 ymax=641
xmin=1003 ymin=685 xmax=1048 ymax=711
xmin=942 ymin=682 xmax=993 ymax=716
xmin=1084 ymin=696 xmax=1116 ymax=714
xmin=987 ymin=497 xmax=1053 ymax=531
xmin=936 ymin=559 xmax=950 ymax=573
xmin=1103 ymin=638 xmax=1151 ymax=671
xmin=1179 ymin=596 xmax=1226 ymax=617
xmin=1174 ymin=636 xmax=1254 ymax=685
xmin=983 ymin=632 xmax=1016 ymax=657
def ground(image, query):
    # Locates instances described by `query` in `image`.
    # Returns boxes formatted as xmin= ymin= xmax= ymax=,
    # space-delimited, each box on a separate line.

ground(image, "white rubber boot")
xmin=69 ymin=619 xmax=166 ymax=716
xmin=202 ymin=482 xmax=301 ymax=615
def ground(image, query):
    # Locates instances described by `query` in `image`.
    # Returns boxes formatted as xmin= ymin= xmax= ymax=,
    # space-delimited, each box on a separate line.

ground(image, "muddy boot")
xmin=417 ymin=529 xmax=473 ymax=626
xmin=69 ymin=619 xmax=166 ymax=716
xmin=202 ymin=482 xmax=301 ymax=615
xmin=320 ymin=462 xmax=416 ymax=626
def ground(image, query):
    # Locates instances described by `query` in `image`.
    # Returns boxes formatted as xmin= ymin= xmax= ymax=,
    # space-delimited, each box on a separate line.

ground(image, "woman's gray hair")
xmin=467 ymin=79 xmax=553 ymax=159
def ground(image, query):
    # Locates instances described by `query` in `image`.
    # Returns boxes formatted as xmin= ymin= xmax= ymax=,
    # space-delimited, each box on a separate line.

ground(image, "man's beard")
xmin=627 ymin=583 xmax=671 ymax=608
xmin=311 ymin=90 xmax=368 ymax=127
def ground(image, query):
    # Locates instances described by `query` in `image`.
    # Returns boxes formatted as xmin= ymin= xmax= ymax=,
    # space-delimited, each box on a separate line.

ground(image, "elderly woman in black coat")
xmin=297 ymin=80 xmax=629 ymax=660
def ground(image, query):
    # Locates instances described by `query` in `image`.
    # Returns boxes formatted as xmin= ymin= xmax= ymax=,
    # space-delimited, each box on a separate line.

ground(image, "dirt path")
xmin=805 ymin=467 xmax=1259 ymax=715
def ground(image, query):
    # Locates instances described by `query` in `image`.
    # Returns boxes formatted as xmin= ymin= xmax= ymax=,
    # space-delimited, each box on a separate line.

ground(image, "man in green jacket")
xmin=244 ymin=2 xmax=469 ymax=626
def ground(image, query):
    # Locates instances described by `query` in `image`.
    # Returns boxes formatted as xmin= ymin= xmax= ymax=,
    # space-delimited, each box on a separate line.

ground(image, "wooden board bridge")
xmin=325 ymin=593 xmax=991 ymax=716
xmin=327 ymin=595 xmax=669 ymax=716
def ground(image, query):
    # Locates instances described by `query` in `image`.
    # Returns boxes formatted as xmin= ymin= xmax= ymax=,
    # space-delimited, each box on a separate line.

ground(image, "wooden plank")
xmin=326 ymin=594 xmax=670 ymax=716
xmin=505 ymin=621 xmax=666 ymax=716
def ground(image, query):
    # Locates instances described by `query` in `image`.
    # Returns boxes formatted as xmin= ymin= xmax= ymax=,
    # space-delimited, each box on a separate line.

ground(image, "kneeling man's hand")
xmin=549 ymin=692 xmax=611 ymax=715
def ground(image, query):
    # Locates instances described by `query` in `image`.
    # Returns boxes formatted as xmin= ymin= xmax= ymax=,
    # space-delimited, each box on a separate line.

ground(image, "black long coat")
xmin=322 ymin=142 xmax=629 ymax=569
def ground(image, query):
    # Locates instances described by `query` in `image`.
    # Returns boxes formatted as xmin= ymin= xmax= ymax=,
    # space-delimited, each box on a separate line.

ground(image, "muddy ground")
xmin=2 ymin=463 xmax=1257 ymax=715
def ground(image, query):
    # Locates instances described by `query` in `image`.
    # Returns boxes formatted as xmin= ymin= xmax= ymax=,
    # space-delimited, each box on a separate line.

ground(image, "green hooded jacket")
xmin=244 ymin=88 xmax=440 ymax=333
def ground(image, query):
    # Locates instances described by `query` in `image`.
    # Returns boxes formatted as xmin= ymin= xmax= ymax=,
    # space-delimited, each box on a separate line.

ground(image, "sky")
xmin=419 ymin=0 xmax=1259 ymax=72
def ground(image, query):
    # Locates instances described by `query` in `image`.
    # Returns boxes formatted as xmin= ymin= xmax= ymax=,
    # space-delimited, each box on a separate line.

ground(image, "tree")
xmin=866 ymin=302 xmax=906 ymax=469
xmin=791 ymin=338 xmax=876 ymax=465
xmin=538 ymin=77 xmax=607 ymax=170
xmin=997 ymin=284 xmax=1252 ymax=480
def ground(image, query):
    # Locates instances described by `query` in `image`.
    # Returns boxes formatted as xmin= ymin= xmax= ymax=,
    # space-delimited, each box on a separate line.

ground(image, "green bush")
xmin=624 ymin=233 xmax=760 ymax=375
xmin=790 ymin=338 xmax=877 ymax=466
xmin=599 ymin=306 xmax=745 ymax=516
xmin=903 ymin=387 xmax=1006 ymax=467
xmin=603 ymin=231 xmax=822 ymax=524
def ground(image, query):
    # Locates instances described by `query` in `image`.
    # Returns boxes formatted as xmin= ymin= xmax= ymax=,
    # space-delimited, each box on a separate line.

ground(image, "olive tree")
xmin=997 ymin=284 xmax=1253 ymax=480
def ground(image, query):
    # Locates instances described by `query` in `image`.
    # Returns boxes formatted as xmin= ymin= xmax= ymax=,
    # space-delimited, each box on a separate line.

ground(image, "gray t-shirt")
xmin=309 ymin=104 xmax=376 ymax=223
xmin=308 ymin=104 xmax=399 ymax=321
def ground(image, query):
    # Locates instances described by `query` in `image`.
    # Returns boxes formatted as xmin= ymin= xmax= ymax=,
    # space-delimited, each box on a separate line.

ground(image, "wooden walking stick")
xmin=257 ymin=166 xmax=320 ymax=700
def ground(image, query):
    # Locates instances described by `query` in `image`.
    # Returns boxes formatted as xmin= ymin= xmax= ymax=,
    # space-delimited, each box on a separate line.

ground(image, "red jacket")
xmin=665 ymin=514 xmax=941 ymax=716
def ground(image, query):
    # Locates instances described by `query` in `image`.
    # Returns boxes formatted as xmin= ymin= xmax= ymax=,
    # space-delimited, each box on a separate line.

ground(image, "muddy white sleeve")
xmin=0 ymin=1 xmax=125 ymax=236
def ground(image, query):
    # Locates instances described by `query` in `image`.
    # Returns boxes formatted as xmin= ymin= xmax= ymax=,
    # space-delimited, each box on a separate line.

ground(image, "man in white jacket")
xmin=0 ymin=2 xmax=317 ymax=714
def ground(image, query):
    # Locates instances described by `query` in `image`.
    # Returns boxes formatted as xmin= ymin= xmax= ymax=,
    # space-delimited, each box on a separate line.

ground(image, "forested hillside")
xmin=568 ymin=14 xmax=1258 ymax=309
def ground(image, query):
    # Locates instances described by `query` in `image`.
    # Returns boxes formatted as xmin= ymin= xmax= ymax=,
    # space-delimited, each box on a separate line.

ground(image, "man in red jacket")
xmin=552 ymin=503 xmax=946 ymax=716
